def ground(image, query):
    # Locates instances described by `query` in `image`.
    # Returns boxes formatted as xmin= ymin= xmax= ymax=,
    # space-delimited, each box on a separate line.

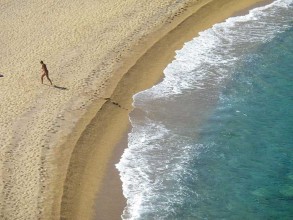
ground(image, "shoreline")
xmin=0 ymin=0 xmax=273 ymax=219
xmin=59 ymin=0 xmax=273 ymax=219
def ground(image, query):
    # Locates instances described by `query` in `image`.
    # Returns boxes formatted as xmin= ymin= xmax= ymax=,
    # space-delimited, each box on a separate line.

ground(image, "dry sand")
xmin=0 ymin=0 xmax=272 ymax=219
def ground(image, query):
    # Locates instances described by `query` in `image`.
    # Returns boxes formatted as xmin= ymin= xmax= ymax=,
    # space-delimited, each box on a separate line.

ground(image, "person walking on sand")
xmin=40 ymin=60 xmax=52 ymax=85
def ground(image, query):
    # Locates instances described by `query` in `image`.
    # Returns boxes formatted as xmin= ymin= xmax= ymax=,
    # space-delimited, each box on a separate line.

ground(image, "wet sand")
xmin=60 ymin=0 xmax=273 ymax=220
xmin=0 ymin=0 xmax=272 ymax=219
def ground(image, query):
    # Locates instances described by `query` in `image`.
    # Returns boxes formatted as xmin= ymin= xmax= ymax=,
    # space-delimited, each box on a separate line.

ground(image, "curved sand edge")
xmin=0 ymin=1 xmax=193 ymax=219
xmin=0 ymin=0 xmax=272 ymax=219
xmin=37 ymin=1 xmax=209 ymax=218
xmin=58 ymin=0 xmax=273 ymax=219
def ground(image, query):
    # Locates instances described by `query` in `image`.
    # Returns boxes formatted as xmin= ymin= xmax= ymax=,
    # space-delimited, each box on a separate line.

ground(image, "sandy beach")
xmin=0 ymin=0 xmax=272 ymax=219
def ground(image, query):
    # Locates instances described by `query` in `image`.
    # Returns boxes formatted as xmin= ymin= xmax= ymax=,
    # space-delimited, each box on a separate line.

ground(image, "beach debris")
xmin=102 ymin=97 xmax=128 ymax=110
xmin=0 ymin=74 xmax=4 ymax=77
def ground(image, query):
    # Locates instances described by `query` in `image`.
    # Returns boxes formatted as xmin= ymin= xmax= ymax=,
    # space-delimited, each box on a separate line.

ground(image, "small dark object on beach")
xmin=0 ymin=74 xmax=3 ymax=77
xmin=102 ymin=97 xmax=128 ymax=110
xmin=112 ymin=102 xmax=121 ymax=107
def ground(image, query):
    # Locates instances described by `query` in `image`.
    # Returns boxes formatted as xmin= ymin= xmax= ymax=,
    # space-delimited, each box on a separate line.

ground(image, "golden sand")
xmin=0 ymin=0 xmax=272 ymax=219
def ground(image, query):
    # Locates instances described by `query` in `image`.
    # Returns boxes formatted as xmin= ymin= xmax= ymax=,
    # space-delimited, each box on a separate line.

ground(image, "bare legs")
xmin=41 ymin=73 xmax=53 ymax=85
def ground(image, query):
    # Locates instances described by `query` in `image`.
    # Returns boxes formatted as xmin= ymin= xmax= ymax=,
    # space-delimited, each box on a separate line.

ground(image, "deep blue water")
xmin=117 ymin=1 xmax=293 ymax=219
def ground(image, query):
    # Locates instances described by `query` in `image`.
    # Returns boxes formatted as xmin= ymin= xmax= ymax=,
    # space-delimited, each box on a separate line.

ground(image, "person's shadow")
xmin=54 ymin=85 xmax=68 ymax=90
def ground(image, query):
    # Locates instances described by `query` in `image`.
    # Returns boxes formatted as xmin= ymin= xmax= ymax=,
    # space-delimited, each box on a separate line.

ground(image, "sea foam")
xmin=116 ymin=0 xmax=293 ymax=219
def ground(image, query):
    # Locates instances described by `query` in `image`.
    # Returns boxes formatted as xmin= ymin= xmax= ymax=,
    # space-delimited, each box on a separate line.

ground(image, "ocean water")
xmin=116 ymin=0 xmax=293 ymax=219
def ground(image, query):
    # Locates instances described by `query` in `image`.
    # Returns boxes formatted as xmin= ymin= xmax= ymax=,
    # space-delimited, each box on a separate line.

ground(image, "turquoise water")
xmin=175 ymin=27 xmax=293 ymax=220
xmin=117 ymin=1 xmax=293 ymax=219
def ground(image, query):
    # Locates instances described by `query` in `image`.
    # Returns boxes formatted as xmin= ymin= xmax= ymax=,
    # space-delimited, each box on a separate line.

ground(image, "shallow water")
xmin=117 ymin=1 xmax=293 ymax=219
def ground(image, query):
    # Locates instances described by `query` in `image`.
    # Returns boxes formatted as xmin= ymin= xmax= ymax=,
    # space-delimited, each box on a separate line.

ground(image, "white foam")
xmin=117 ymin=1 xmax=293 ymax=219
xmin=133 ymin=0 xmax=292 ymax=107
